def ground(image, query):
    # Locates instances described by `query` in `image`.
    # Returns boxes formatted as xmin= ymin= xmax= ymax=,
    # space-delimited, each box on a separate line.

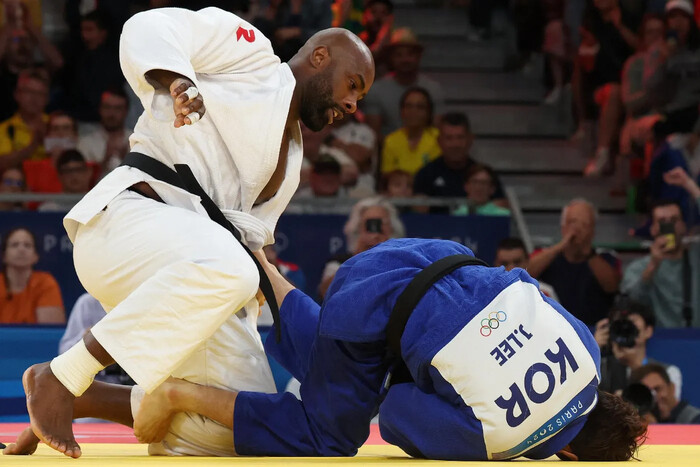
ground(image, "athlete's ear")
xmin=310 ymin=46 xmax=330 ymax=69
xmin=555 ymin=446 xmax=578 ymax=461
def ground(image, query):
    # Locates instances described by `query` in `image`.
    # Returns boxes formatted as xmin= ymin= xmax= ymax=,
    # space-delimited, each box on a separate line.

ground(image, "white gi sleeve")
xmin=119 ymin=7 xmax=277 ymax=121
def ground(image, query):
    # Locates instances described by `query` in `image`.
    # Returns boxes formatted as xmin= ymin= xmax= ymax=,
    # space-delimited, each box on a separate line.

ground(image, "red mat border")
xmin=1 ymin=423 xmax=699 ymax=446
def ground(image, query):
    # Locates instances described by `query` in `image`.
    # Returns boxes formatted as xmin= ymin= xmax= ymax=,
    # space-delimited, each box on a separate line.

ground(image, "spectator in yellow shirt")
xmin=0 ymin=68 xmax=49 ymax=171
xmin=381 ymin=86 xmax=440 ymax=175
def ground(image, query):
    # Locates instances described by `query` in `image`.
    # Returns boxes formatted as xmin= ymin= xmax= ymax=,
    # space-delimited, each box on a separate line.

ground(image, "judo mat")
xmin=1 ymin=423 xmax=699 ymax=466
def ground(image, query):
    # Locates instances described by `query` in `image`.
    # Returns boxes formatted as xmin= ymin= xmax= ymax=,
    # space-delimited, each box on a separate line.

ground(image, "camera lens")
xmin=609 ymin=319 xmax=639 ymax=348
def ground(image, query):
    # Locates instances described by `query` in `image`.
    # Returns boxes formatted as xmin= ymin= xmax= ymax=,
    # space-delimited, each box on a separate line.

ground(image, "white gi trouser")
xmin=74 ymin=190 xmax=277 ymax=455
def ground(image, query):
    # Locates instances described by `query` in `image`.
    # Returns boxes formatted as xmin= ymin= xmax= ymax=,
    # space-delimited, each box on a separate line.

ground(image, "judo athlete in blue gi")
xmin=222 ymin=238 xmax=646 ymax=461
xmin=7 ymin=238 xmax=645 ymax=459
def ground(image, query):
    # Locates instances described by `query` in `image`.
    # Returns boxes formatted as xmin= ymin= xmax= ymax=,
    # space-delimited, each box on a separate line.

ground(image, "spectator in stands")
xmin=621 ymin=196 xmax=700 ymax=328
xmin=380 ymin=169 xmax=412 ymax=198
xmin=493 ymin=237 xmax=558 ymax=300
xmin=631 ymin=363 xmax=700 ymax=423
xmin=58 ymin=293 xmax=133 ymax=386
xmin=332 ymin=0 xmax=365 ymax=33
xmin=62 ymin=10 xmax=124 ymax=123
xmin=413 ymin=112 xmax=506 ymax=212
xmin=541 ymin=0 xmax=570 ymax=105
xmin=299 ymin=123 xmax=359 ymax=193
xmin=452 ymin=163 xmax=510 ymax=216
xmin=38 ymin=150 xmax=91 ymax=212
xmin=665 ymin=165 xmax=700 ymax=204
xmin=318 ymin=196 xmax=405 ymax=298
xmin=577 ymin=0 xmax=639 ymax=176
xmin=358 ymin=0 xmax=394 ymax=72
xmin=326 ymin=113 xmax=377 ymax=198
xmin=0 ymin=167 xmax=25 ymax=211
xmin=0 ymin=68 xmax=49 ymax=171
xmin=77 ymin=87 xmax=131 ymax=175
xmin=494 ymin=237 xmax=529 ymax=271
xmin=0 ymin=226 xmax=64 ymax=324
xmin=252 ymin=0 xmax=333 ymax=63
xmin=362 ymin=28 xmax=445 ymax=137
xmin=528 ymin=198 xmax=621 ymax=326
xmin=595 ymin=296 xmax=682 ymax=399
xmin=380 ymin=169 xmax=413 ymax=213
xmin=619 ymin=14 xmax=667 ymax=159
xmin=630 ymin=1 xmax=700 ymax=148
xmin=44 ymin=112 xmax=78 ymax=164
xmin=0 ymin=3 xmax=63 ymax=121
xmin=290 ymin=155 xmax=348 ymax=214
xmin=381 ymin=87 xmax=440 ymax=176
xmin=22 ymin=111 xmax=79 ymax=195
xmin=645 ymin=140 xmax=697 ymax=224
xmin=296 ymin=155 xmax=345 ymax=198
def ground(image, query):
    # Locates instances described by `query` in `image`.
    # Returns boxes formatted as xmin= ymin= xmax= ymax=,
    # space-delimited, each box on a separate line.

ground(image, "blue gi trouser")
xmin=233 ymin=289 xmax=389 ymax=456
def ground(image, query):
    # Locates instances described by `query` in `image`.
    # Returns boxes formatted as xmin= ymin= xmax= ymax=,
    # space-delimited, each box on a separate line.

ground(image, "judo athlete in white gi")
xmin=19 ymin=7 xmax=375 ymax=458
xmin=5 ymin=239 xmax=647 ymax=460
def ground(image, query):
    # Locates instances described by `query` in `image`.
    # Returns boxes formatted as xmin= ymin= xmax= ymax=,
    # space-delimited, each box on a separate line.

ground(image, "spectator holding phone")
xmin=621 ymin=197 xmax=700 ymax=327
xmin=318 ymin=197 xmax=405 ymax=299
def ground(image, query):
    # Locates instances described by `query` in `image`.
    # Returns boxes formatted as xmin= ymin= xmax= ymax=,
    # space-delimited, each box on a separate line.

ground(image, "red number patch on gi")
xmin=236 ymin=27 xmax=255 ymax=43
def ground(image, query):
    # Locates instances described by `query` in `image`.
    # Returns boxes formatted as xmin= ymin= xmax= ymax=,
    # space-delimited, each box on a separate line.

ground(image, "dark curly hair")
xmin=569 ymin=390 xmax=648 ymax=461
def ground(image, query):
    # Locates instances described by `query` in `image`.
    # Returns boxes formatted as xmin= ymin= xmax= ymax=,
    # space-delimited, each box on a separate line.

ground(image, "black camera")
xmin=365 ymin=218 xmax=383 ymax=233
xmin=609 ymin=318 xmax=639 ymax=348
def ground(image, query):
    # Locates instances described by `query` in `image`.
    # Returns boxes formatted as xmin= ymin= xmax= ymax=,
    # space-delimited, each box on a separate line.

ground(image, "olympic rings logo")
xmin=480 ymin=311 xmax=507 ymax=337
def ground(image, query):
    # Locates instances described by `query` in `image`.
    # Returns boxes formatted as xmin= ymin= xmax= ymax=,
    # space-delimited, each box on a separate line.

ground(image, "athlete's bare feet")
xmin=133 ymin=378 xmax=180 ymax=444
xmin=2 ymin=427 xmax=40 ymax=455
xmin=22 ymin=363 xmax=81 ymax=458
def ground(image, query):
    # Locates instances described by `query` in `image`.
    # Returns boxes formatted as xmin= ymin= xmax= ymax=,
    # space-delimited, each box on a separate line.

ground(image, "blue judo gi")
xmin=234 ymin=239 xmax=601 ymax=460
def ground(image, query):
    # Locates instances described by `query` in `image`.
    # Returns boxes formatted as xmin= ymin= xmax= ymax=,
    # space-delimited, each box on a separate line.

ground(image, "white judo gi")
xmin=62 ymin=7 xmax=303 ymax=455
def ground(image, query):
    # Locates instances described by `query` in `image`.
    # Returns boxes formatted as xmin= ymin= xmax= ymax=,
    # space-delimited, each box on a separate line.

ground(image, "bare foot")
xmin=133 ymin=378 xmax=179 ymax=444
xmin=2 ymin=427 xmax=40 ymax=455
xmin=23 ymin=363 xmax=81 ymax=458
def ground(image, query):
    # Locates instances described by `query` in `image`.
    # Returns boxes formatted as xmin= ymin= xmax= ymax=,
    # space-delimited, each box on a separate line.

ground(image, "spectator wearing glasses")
xmin=630 ymin=363 xmax=700 ymax=423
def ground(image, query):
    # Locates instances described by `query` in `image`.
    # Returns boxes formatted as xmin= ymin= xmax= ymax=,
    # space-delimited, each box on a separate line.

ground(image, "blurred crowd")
xmin=508 ymin=0 xmax=700 ymax=217
xmin=0 ymin=0 xmax=700 ymax=418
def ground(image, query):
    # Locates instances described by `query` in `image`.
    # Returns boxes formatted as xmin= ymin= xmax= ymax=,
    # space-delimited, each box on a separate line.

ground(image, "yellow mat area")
xmin=1 ymin=444 xmax=697 ymax=466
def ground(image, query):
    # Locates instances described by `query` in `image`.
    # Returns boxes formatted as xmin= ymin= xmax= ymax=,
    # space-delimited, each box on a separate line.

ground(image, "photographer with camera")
xmin=621 ymin=197 xmax=700 ymax=328
xmin=595 ymin=296 xmax=682 ymax=400
xmin=630 ymin=363 xmax=700 ymax=424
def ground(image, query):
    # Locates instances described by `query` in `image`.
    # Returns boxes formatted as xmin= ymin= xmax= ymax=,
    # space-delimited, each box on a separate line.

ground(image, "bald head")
xmin=289 ymin=28 xmax=376 ymax=132
xmin=302 ymin=28 xmax=374 ymax=78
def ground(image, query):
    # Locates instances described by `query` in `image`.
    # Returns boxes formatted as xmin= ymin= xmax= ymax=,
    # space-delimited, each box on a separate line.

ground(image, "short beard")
xmin=299 ymin=67 xmax=336 ymax=132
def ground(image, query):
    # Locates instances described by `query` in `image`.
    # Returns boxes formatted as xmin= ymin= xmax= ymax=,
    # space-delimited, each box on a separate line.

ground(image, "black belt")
xmin=385 ymin=254 xmax=488 ymax=386
xmin=121 ymin=152 xmax=282 ymax=342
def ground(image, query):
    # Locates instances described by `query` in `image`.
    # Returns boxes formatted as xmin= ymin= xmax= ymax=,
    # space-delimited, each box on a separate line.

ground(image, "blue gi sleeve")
xmin=234 ymin=333 xmax=387 ymax=456
xmin=378 ymin=383 xmax=488 ymax=460
xmin=264 ymin=289 xmax=320 ymax=381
